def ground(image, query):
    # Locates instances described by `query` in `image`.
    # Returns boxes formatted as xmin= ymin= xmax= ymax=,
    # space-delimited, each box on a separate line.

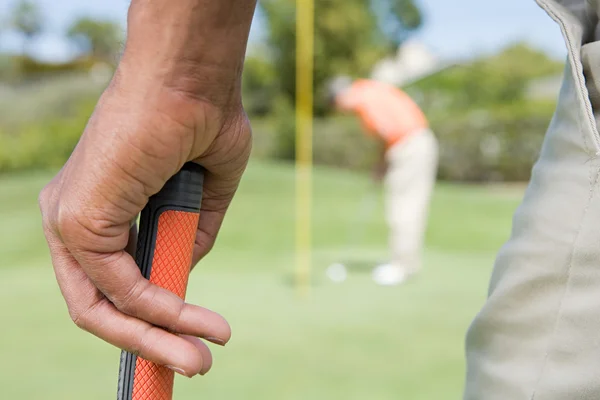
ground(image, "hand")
xmin=38 ymin=62 xmax=251 ymax=377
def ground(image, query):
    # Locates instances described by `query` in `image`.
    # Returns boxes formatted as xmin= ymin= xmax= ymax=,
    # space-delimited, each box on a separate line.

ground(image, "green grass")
xmin=0 ymin=161 xmax=524 ymax=399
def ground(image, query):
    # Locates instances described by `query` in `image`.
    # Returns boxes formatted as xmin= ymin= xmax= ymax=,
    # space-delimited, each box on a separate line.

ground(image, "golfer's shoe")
xmin=371 ymin=263 xmax=407 ymax=286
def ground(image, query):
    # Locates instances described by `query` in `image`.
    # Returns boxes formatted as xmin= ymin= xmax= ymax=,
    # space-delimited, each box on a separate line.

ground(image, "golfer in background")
xmin=331 ymin=77 xmax=438 ymax=286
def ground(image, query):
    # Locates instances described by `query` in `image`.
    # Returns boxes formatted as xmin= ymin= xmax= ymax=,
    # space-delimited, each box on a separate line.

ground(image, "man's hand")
xmin=38 ymin=0 xmax=257 ymax=378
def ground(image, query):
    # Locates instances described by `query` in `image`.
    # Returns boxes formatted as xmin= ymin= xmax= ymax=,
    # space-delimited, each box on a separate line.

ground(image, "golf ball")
xmin=326 ymin=263 xmax=348 ymax=283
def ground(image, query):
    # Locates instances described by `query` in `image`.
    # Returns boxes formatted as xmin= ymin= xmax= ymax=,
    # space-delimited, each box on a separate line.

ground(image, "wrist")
xmin=113 ymin=56 xmax=242 ymax=110
xmin=101 ymin=62 xmax=244 ymax=167
xmin=118 ymin=0 xmax=256 ymax=107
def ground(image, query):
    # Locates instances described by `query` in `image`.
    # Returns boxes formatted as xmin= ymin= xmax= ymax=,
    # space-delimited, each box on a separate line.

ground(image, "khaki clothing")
xmin=385 ymin=129 xmax=438 ymax=275
xmin=464 ymin=1 xmax=600 ymax=398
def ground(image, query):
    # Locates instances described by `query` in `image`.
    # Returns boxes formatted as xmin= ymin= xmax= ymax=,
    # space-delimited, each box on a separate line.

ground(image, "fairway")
xmin=0 ymin=160 xmax=523 ymax=399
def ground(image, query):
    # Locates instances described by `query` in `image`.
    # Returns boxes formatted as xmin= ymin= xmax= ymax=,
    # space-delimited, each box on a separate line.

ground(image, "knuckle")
xmin=167 ymin=301 xmax=186 ymax=333
xmin=71 ymin=313 xmax=87 ymax=330
xmin=70 ymin=307 xmax=90 ymax=331
xmin=55 ymin=205 xmax=78 ymax=238
xmin=114 ymin=279 xmax=145 ymax=315
xmin=38 ymin=184 xmax=51 ymax=209
xmin=38 ymin=184 xmax=56 ymax=230
xmin=70 ymin=297 xmax=105 ymax=332
xmin=135 ymin=325 xmax=154 ymax=358
xmin=54 ymin=204 xmax=100 ymax=246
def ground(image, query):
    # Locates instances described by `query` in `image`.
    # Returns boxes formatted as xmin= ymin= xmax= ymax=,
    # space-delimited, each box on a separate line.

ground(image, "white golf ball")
xmin=326 ymin=263 xmax=347 ymax=283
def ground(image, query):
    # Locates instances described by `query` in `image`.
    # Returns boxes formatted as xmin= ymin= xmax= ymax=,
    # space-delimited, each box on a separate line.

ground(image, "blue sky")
xmin=0 ymin=0 xmax=566 ymax=62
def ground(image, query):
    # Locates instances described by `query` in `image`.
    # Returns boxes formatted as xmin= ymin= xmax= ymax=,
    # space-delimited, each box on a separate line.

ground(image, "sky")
xmin=0 ymin=0 xmax=567 ymax=62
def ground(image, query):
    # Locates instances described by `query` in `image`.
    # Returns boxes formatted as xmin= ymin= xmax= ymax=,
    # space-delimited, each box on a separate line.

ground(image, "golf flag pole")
xmin=117 ymin=163 xmax=204 ymax=400
xmin=295 ymin=0 xmax=315 ymax=297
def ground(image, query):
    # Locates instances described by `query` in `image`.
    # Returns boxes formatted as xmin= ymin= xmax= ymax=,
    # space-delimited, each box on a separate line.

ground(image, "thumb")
xmin=190 ymin=169 xmax=239 ymax=267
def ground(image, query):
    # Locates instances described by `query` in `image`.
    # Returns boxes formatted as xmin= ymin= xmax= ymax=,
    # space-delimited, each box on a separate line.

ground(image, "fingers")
xmin=36 ymin=91 xmax=251 ymax=383
xmin=42 ymin=171 xmax=232 ymax=345
xmin=71 ymin=249 xmax=231 ymax=345
xmin=41 ymin=192 xmax=230 ymax=375
xmin=192 ymin=209 xmax=225 ymax=266
xmin=77 ymin=297 xmax=206 ymax=377
xmin=191 ymin=169 xmax=238 ymax=266
xmin=181 ymin=335 xmax=213 ymax=375
xmin=46 ymin=232 xmax=223 ymax=376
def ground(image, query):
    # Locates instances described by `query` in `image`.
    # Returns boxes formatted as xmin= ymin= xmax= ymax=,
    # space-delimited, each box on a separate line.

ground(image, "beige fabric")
xmin=384 ymin=129 xmax=438 ymax=275
xmin=464 ymin=1 xmax=600 ymax=398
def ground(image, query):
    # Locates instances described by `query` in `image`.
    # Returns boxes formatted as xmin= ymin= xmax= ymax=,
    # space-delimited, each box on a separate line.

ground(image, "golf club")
xmin=326 ymin=186 xmax=379 ymax=282
xmin=117 ymin=162 xmax=204 ymax=400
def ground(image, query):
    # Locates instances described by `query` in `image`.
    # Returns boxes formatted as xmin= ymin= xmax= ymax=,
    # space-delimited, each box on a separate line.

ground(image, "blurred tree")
xmin=404 ymin=43 xmax=564 ymax=182
xmin=67 ymin=17 xmax=123 ymax=63
xmin=261 ymin=0 xmax=424 ymax=115
xmin=374 ymin=0 xmax=423 ymax=47
xmin=0 ymin=55 xmax=18 ymax=82
xmin=11 ymin=0 xmax=43 ymax=55
xmin=242 ymin=55 xmax=279 ymax=116
xmin=408 ymin=43 xmax=564 ymax=110
xmin=260 ymin=0 xmax=423 ymax=160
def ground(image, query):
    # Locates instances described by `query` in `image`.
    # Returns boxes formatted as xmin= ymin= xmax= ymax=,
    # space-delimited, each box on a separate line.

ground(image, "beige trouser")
xmin=464 ymin=1 xmax=600 ymax=398
xmin=384 ymin=129 xmax=438 ymax=275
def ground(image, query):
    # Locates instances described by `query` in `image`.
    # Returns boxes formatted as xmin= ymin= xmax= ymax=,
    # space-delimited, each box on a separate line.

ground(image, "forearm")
xmin=376 ymin=156 xmax=388 ymax=174
xmin=41 ymin=0 xmax=255 ymax=380
xmin=373 ymin=143 xmax=388 ymax=181
xmin=119 ymin=0 xmax=258 ymax=105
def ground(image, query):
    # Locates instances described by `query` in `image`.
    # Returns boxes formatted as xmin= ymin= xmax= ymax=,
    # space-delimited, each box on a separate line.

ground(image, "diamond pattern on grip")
xmin=132 ymin=210 xmax=200 ymax=400
xmin=132 ymin=360 xmax=174 ymax=400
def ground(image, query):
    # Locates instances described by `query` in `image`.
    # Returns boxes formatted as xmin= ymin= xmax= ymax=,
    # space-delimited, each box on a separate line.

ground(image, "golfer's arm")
xmin=376 ymin=142 xmax=388 ymax=175
xmin=380 ymin=144 xmax=388 ymax=166
xmin=119 ymin=0 xmax=258 ymax=104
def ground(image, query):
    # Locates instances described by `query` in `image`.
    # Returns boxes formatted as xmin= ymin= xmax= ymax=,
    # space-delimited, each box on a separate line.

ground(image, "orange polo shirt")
xmin=336 ymin=79 xmax=429 ymax=148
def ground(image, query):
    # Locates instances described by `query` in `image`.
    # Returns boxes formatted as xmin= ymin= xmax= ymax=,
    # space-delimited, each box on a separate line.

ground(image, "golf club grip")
xmin=117 ymin=163 xmax=204 ymax=400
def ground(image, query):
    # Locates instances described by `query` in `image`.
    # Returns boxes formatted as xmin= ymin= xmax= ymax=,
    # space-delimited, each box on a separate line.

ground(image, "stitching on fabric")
xmin=530 ymin=160 xmax=600 ymax=399
xmin=530 ymin=5 xmax=600 ymax=399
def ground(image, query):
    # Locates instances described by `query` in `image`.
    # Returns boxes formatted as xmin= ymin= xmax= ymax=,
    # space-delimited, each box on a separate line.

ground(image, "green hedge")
xmin=251 ymin=99 xmax=555 ymax=182
xmin=0 ymin=102 xmax=553 ymax=182
xmin=0 ymin=73 xmax=105 ymax=173
xmin=0 ymin=74 xmax=555 ymax=182
xmin=0 ymin=98 xmax=96 ymax=172
xmin=430 ymin=101 xmax=555 ymax=181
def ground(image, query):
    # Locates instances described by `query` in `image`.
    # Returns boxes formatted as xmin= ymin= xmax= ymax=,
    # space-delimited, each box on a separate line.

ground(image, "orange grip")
xmin=131 ymin=210 xmax=199 ymax=400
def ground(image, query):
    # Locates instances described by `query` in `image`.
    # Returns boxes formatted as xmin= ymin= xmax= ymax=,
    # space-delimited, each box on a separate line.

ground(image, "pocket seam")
xmin=538 ymin=0 xmax=600 ymax=156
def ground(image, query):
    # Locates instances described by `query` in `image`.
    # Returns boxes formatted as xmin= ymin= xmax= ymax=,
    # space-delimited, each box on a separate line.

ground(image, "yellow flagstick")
xmin=295 ymin=0 xmax=314 ymax=297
